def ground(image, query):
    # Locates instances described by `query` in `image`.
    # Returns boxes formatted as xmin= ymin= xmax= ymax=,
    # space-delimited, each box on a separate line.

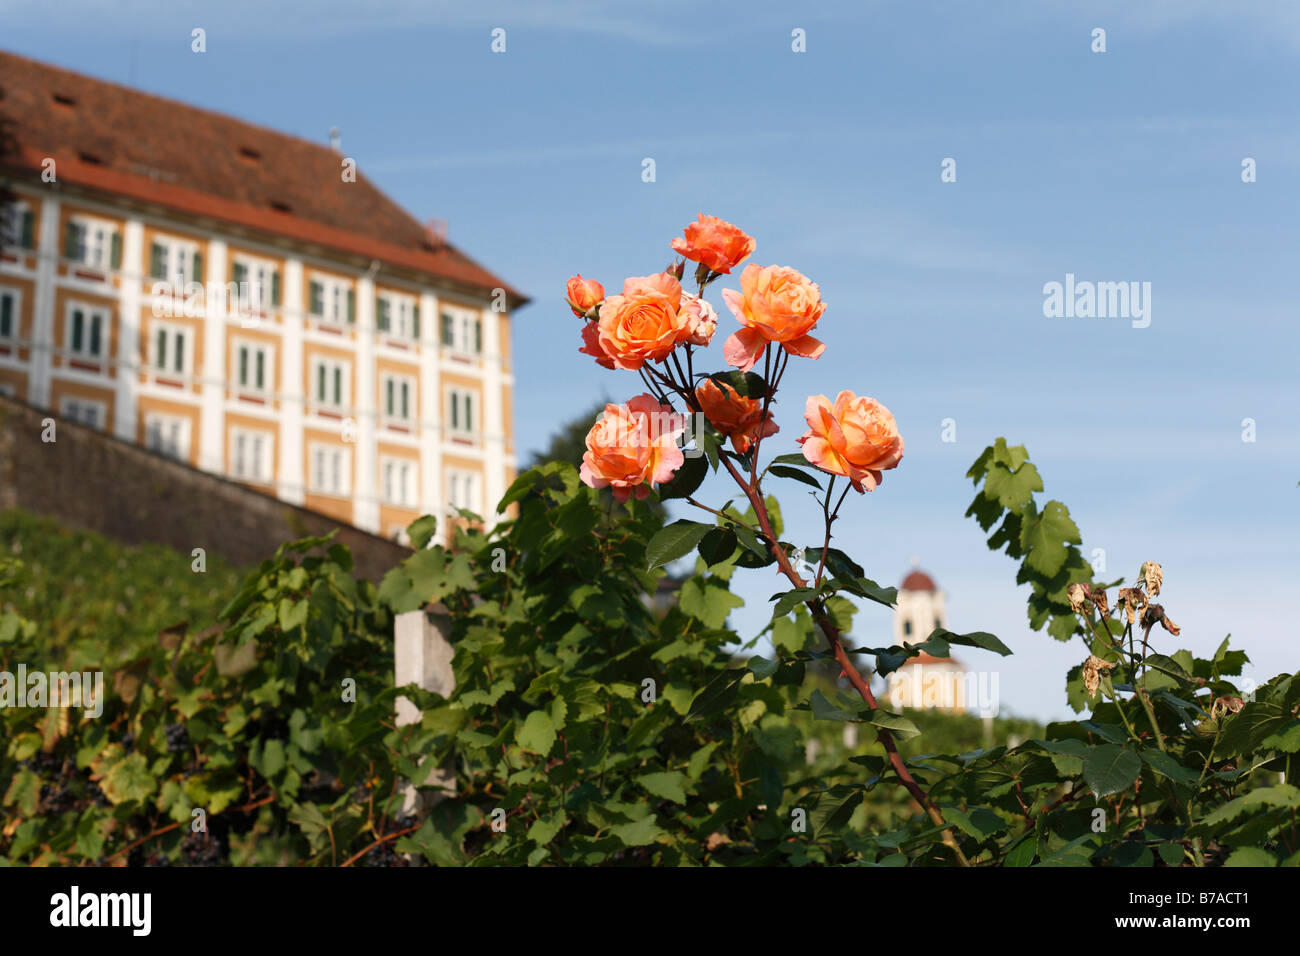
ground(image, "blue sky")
xmin=5 ymin=0 xmax=1297 ymax=720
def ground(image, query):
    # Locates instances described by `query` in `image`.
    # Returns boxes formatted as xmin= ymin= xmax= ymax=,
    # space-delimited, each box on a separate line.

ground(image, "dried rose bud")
xmin=1082 ymin=655 xmax=1117 ymax=699
xmin=1090 ymin=588 xmax=1110 ymax=617
xmin=1068 ymin=582 xmax=1090 ymax=613
xmin=1210 ymin=696 xmax=1244 ymax=720
xmin=666 ymin=259 xmax=686 ymax=281
xmin=706 ymin=831 xmax=731 ymax=851
xmin=1140 ymin=603 xmax=1164 ymax=633
xmin=1159 ymin=612 xmax=1181 ymax=636
xmin=1141 ymin=561 xmax=1163 ymax=597
xmin=1118 ymin=587 xmax=1147 ymax=627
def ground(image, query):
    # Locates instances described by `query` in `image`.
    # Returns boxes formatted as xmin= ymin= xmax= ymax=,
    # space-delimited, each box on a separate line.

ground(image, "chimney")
xmin=329 ymin=126 xmax=341 ymax=153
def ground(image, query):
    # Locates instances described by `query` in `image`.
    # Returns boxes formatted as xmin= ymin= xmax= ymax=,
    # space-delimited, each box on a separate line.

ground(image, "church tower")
xmin=894 ymin=562 xmax=947 ymax=643
xmin=886 ymin=563 xmax=966 ymax=713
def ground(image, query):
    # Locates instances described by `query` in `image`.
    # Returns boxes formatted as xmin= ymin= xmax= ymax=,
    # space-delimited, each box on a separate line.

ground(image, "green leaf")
xmin=645 ymin=520 xmax=713 ymax=570
xmin=657 ymin=453 xmax=708 ymax=501
xmin=406 ymin=515 xmax=439 ymax=549
xmin=1225 ymin=847 xmax=1278 ymax=867
xmin=697 ymin=527 xmax=737 ymax=567
xmin=516 ymin=711 xmax=556 ymax=756
xmin=1082 ymin=744 xmax=1141 ymax=797
xmin=679 ymin=578 xmax=744 ymax=629
xmin=984 ymin=461 xmax=1042 ymax=510
xmin=610 ymin=815 xmax=665 ymax=847
xmin=1139 ymin=749 xmax=1200 ymax=786
xmin=931 ymin=627 xmax=1013 ymax=657
xmin=810 ymin=689 xmax=861 ymax=722
xmin=768 ymin=464 xmax=822 ymax=489
xmin=637 ymin=771 xmax=688 ymax=805
xmin=1020 ymin=501 xmax=1080 ymax=578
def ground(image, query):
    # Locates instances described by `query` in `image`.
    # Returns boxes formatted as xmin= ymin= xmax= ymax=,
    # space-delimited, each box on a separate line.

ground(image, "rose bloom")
xmin=671 ymin=214 xmax=755 ymax=275
xmin=580 ymin=394 xmax=687 ymax=502
xmin=677 ymin=291 xmax=717 ymax=347
xmin=566 ymin=274 xmax=604 ymax=317
xmin=578 ymin=321 xmax=615 ymax=369
xmin=695 ymin=378 xmax=778 ymax=454
xmin=721 ymin=264 xmax=827 ymax=372
xmin=796 ymin=391 xmax=903 ymax=493
xmin=596 ymin=273 xmax=687 ymax=370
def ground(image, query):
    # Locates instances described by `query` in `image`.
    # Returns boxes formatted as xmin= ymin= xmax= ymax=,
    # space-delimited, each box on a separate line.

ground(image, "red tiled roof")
xmin=901 ymin=569 xmax=936 ymax=591
xmin=0 ymin=49 xmax=528 ymax=306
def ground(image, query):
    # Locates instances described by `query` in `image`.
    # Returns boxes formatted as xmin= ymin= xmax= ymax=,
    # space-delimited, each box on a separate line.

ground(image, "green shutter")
xmin=333 ymin=366 xmax=342 ymax=405
xmin=110 ymin=233 xmax=122 ymax=270
xmin=64 ymin=222 xmax=79 ymax=260
xmin=0 ymin=294 xmax=12 ymax=337
xmin=475 ymin=318 xmax=483 ymax=354
xmin=377 ymin=297 xmax=389 ymax=332
xmin=466 ymin=394 xmax=474 ymax=432
xmin=72 ymin=310 xmax=84 ymax=352
xmin=150 ymin=242 xmax=165 ymax=280
xmin=156 ymin=328 xmax=165 ymax=368
xmin=239 ymin=347 xmax=248 ymax=385
xmin=401 ymin=382 xmax=409 ymax=419
xmin=441 ymin=313 xmax=453 ymax=346
xmin=346 ymin=289 xmax=356 ymax=323
xmin=173 ymin=331 xmax=184 ymax=371
xmin=89 ymin=315 xmax=101 ymax=356
xmin=450 ymin=391 xmax=459 ymax=429
xmin=192 ymin=250 xmax=203 ymax=283
xmin=309 ymin=281 xmax=323 ymax=316
xmin=385 ymin=379 xmax=394 ymax=415
xmin=232 ymin=261 xmax=247 ymax=285
xmin=256 ymin=350 xmax=265 ymax=389
xmin=412 ymin=305 xmax=420 ymax=340
xmin=316 ymin=364 xmax=325 ymax=401
xmin=20 ymin=211 xmax=34 ymax=249
xmin=271 ymin=270 xmax=281 ymax=306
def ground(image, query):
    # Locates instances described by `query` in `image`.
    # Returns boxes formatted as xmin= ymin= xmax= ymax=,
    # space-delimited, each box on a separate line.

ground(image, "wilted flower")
xmin=1118 ymin=587 xmax=1147 ymax=627
xmin=1067 ymin=582 xmax=1090 ymax=613
xmin=1082 ymin=655 xmax=1117 ymax=699
xmin=1210 ymin=695 xmax=1245 ymax=719
xmin=1090 ymin=588 xmax=1110 ymax=617
xmin=1141 ymin=561 xmax=1163 ymax=597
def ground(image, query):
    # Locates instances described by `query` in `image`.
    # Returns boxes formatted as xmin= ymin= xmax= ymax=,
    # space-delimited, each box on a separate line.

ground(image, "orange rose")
xmin=566 ymin=274 xmax=604 ymax=316
xmin=579 ymin=321 xmax=616 ymax=369
xmin=596 ymin=273 xmax=688 ymax=370
xmin=720 ymin=264 xmax=827 ymax=373
xmin=671 ymin=214 xmax=755 ymax=275
xmin=580 ymin=394 xmax=688 ymax=502
xmin=796 ymin=391 xmax=903 ymax=493
xmin=678 ymin=291 xmax=717 ymax=347
xmin=695 ymin=378 xmax=778 ymax=454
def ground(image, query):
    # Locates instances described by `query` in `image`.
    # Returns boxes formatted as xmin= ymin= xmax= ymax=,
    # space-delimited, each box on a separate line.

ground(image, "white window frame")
xmin=0 ymin=286 xmax=20 ymax=343
xmin=149 ymin=235 xmax=200 ymax=286
xmin=378 ymin=291 xmax=417 ymax=341
xmin=308 ymin=442 xmax=352 ymax=497
xmin=381 ymin=456 xmax=418 ymax=508
xmin=447 ymin=468 xmax=481 ymax=515
xmin=440 ymin=307 xmax=482 ymax=356
xmin=233 ymin=338 xmax=274 ymax=396
xmin=64 ymin=301 xmax=109 ymax=363
xmin=232 ymin=254 xmax=278 ymax=317
xmin=67 ymin=214 xmax=117 ymax=270
xmin=309 ymin=356 xmax=350 ymax=413
xmin=2 ymin=201 xmax=29 ymax=249
xmin=150 ymin=321 xmax=191 ymax=376
xmin=308 ymin=273 xmax=351 ymax=325
xmin=60 ymin=396 xmax=107 ymax=429
xmin=230 ymin=427 xmax=274 ymax=483
xmin=381 ymin=372 xmax=415 ymax=425
xmin=144 ymin=412 xmax=191 ymax=461
xmin=445 ymin=386 xmax=477 ymax=437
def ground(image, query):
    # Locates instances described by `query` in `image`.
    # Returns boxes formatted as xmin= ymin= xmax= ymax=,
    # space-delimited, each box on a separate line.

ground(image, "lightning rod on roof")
xmin=329 ymin=126 xmax=341 ymax=153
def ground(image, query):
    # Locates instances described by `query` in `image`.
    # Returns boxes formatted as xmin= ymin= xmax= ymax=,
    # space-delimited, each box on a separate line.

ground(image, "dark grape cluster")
xmin=179 ymin=831 xmax=224 ymax=867
xmin=119 ymin=732 xmax=135 ymax=751
xmin=164 ymin=723 xmax=189 ymax=753
xmin=362 ymin=842 xmax=407 ymax=867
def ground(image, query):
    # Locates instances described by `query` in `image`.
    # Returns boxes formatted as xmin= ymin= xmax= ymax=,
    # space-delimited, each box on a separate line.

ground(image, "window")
xmin=440 ymin=309 xmax=482 ymax=355
xmin=64 ymin=216 xmax=120 ymax=270
xmin=60 ymin=397 xmax=106 ymax=429
xmin=231 ymin=428 xmax=273 ymax=482
xmin=148 ymin=236 xmax=202 ymax=286
xmin=308 ymin=275 xmax=354 ymax=324
xmin=377 ymin=292 xmax=418 ymax=340
xmin=0 ymin=287 xmax=19 ymax=341
xmin=2 ymin=202 xmax=34 ymax=250
xmin=447 ymin=387 xmax=476 ymax=436
xmin=903 ymin=620 xmax=913 ymax=636
xmin=310 ymin=357 xmax=349 ymax=411
xmin=309 ymin=443 xmax=351 ymax=496
xmin=382 ymin=457 xmax=418 ymax=508
xmin=382 ymin=373 xmax=413 ymax=423
xmin=447 ymin=469 xmax=480 ymax=514
xmin=231 ymin=256 xmax=281 ymax=313
xmin=145 ymin=413 xmax=191 ymax=460
xmin=151 ymin=323 xmax=190 ymax=375
xmin=234 ymin=340 xmax=273 ymax=394
xmin=65 ymin=303 xmax=108 ymax=361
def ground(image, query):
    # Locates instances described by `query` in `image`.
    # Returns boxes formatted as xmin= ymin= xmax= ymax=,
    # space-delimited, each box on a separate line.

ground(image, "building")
xmin=885 ymin=565 xmax=967 ymax=713
xmin=0 ymin=50 xmax=527 ymax=544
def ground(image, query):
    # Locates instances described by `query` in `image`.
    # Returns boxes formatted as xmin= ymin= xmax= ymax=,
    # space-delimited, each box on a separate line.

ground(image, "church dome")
xmin=901 ymin=569 xmax=937 ymax=592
